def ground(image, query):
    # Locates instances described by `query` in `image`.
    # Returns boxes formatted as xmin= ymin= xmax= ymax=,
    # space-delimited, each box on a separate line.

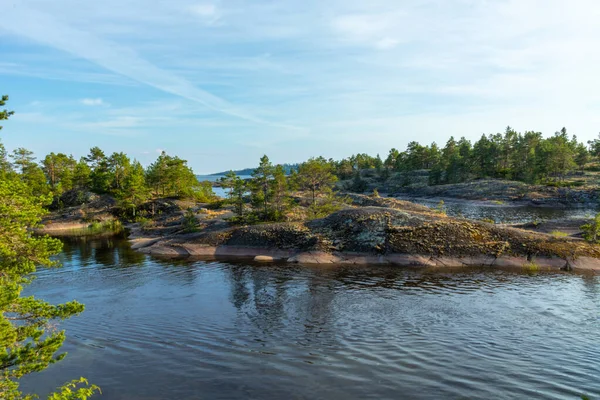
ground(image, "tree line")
xmin=0 ymin=143 xmax=214 ymax=218
xmin=220 ymin=155 xmax=339 ymax=222
xmin=327 ymin=127 xmax=600 ymax=186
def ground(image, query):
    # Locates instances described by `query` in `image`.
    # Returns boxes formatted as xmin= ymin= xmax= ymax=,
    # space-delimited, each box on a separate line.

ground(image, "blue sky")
xmin=1 ymin=0 xmax=600 ymax=173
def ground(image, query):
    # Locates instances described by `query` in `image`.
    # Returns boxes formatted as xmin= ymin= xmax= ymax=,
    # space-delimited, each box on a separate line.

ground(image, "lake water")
xmin=22 ymin=236 xmax=600 ymax=399
xmin=197 ymin=174 xmax=252 ymax=198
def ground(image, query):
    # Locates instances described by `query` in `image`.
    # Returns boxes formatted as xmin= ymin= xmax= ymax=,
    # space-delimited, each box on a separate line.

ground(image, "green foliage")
xmin=581 ymin=213 xmax=600 ymax=244
xmin=42 ymin=153 xmax=77 ymax=193
xmin=350 ymin=171 xmax=368 ymax=192
xmin=194 ymin=181 xmax=216 ymax=203
xmin=0 ymin=177 xmax=88 ymax=397
xmin=0 ymin=95 xmax=15 ymax=130
xmin=222 ymin=158 xmax=293 ymax=223
xmin=307 ymin=192 xmax=348 ymax=220
xmin=295 ymin=157 xmax=337 ymax=206
xmin=183 ymin=208 xmax=199 ymax=232
xmin=47 ymin=378 xmax=101 ymax=400
xmin=249 ymin=155 xmax=275 ymax=220
xmin=146 ymin=151 xmax=200 ymax=198
xmin=85 ymin=220 xmax=123 ymax=235
xmin=220 ymin=171 xmax=247 ymax=220
xmin=10 ymin=148 xmax=49 ymax=196
xmin=588 ymin=133 xmax=600 ymax=158
xmin=347 ymin=126 xmax=591 ymax=188
xmin=0 ymin=96 xmax=96 ymax=399
xmin=118 ymin=161 xmax=149 ymax=219
xmin=85 ymin=147 xmax=110 ymax=193
xmin=523 ymin=262 xmax=540 ymax=273
xmin=434 ymin=200 xmax=446 ymax=215
xmin=550 ymin=230 xmax=569 ymax=238
xmin=72 ymin=158 xmax=91 ymax=189
xmin=270 ymin=165 xmax=291 ymax=221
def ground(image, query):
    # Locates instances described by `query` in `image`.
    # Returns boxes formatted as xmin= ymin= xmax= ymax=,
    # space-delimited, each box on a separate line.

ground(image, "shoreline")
xmin=129 ymin=235 xmax=600 ymax=272
xmin=39 ymin=193 xmax=600 ymax=274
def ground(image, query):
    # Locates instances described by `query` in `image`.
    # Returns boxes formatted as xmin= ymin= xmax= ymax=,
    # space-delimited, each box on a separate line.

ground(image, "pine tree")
xmin=250 ymin=155 xmax=274 ymax=220
xmin=119 ymin=161 xmax=149 ymax=218
xmin=85 ymin=147 xmax=110 ymax=193
xmin=72 ymin=158 xmax=91 ymax=189
xmin=271 ymin=165 xmax=290 ymax=220
xmin=295 ymin=157 xmax=337 ymax=212
xmin=0 ymin=95 xmax=99 ymax=399
xmin=221 ymin=171 xmax=246 ymax=219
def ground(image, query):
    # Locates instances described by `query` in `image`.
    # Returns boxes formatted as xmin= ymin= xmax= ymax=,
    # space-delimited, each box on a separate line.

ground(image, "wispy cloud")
xmin=189 ymin=3 xmax=220 ymax=24
xmin=2 ymin=0 xmax=600 ymax=172
xmin=0 ymin=5 xmax=300 ymax=130
xmin=80 ymin=98 xmax=105 ymax=106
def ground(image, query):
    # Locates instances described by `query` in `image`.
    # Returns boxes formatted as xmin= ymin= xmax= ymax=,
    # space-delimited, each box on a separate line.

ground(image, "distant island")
xmin=209 ymin=168 xmax=255 ymax=176
xmin=210 ymin=163 xmax=300 ymax=176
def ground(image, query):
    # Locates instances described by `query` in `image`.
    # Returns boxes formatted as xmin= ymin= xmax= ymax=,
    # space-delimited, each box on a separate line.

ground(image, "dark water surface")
xmin=22 ymin=236 xmax=600 ymax=400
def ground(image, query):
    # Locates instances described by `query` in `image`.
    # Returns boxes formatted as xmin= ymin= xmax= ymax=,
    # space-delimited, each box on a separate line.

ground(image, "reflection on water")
xmin=22 ymin=237 xmax=600 ymax=400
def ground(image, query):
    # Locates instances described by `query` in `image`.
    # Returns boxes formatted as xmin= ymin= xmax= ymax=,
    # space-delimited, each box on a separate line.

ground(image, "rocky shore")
xmin=341 ymin=172 xmax=599 ymax=206
xmin=126 ymin=194 xmax=600 ymax=272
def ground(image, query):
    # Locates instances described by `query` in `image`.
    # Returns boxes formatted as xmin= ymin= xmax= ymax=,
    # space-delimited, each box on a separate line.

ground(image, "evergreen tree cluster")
xmin=326 ymin=127 xmax=598 ymax=186
xmin=384 ymin=127 xmax=592 ymax=185
xmin=1 ymin=95 xmax=101 ymax=399
xmin=220 ymin=155 xmax=338 ymax=222
xmin=0 ymin=142 xmax=214 ymax=218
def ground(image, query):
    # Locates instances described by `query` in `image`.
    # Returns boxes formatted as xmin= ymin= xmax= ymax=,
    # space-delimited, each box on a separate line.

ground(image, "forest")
xmin=2 ymin=123 xmax=600 ymax=227
xmin=331 ymin=126 xmax=600 ymax=186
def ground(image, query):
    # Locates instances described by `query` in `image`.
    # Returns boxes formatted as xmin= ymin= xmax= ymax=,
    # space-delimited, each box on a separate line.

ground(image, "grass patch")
xmin=523 ymin=262 xmax=540 ymax=273
xmin=58 ymin=220 xmax=124 ymax=237
xmin=550 ymin=230 xmax=570 ymax=238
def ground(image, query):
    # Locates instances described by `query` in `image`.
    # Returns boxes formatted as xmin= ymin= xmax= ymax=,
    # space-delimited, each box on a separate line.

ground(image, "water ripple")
xmin=19 ymin=236 xmax=600 ymax=399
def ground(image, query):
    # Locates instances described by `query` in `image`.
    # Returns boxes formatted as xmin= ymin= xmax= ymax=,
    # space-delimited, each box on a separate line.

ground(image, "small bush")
xmin=183 ymin=208 xmax=199 ymax=232
xmin=434 ymin=200 xmax=446 ymax=215
xmin=523 ymin=262 xmax=540 ymax=273
xmin=205 ymin=199 xmax=226 ymax=210
xmin=550 ymin=230 xmax=569 ymax=238
xmin=581 ymin=213 xmax=600 ymax=243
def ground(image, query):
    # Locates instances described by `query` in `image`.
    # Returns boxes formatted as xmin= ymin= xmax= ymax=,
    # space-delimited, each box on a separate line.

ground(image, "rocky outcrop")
xmin=132 ymin=204 xmax=600 ymax=272
xmin=339 ymin=173 xmax=599 ymax=205
xmin=390 ymin=179 xmax=599 ymax=205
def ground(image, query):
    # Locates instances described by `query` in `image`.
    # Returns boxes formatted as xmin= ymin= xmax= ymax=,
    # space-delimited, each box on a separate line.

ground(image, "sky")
xmin=1 ymin=0 xmax=600 ymax=174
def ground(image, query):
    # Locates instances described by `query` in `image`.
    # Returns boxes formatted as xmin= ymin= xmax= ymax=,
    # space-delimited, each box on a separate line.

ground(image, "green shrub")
xmin=434 ymin=200 xmax=446 ymax=215
xmin=183 ymin=208 xmax=199 ymax=232
xmin=581 ymin=213 xmax=600 ymax=243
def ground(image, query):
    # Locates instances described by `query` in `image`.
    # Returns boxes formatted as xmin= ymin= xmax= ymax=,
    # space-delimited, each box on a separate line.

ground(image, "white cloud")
xmin=375 ymin=37 xmax=399 ymax=50
xmin=189 ymin=4 xmax=218 ymax=18
xmin=0 ymin=5 xmax=299 ymax=131
xmin=189 ymin=3 xmax=221 ymax=25
xmin=80 ymin=98 xmax=105 ymax=106
xmin=3 ymin=0 xmax=600 ymax=171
